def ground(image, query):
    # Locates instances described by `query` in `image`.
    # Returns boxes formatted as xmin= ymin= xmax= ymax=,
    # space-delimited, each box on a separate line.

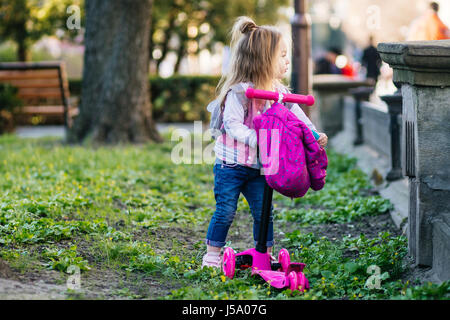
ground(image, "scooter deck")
xmin=252 ymin=269 xmax=287 ymax=289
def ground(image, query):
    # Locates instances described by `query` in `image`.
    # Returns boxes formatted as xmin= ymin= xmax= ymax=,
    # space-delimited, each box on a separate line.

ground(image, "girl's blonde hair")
xmin=216 ymin=16 xmax=284 ymax=107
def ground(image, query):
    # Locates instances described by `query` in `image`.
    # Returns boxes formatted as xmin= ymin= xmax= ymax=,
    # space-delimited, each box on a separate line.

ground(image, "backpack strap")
xmin=229 ymin=83 xmax=250 ymax=106
xmin=221 ymin=83 xmax=251 ymax=117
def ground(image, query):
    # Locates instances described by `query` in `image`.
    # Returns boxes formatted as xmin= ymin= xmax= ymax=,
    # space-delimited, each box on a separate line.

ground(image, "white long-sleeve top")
xmin=214 ymin=82 xmax=317 ymax=168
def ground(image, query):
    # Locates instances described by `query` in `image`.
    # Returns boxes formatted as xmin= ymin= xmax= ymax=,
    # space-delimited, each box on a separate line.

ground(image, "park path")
xmin=0 ymin=277 xmax=67 ymax=300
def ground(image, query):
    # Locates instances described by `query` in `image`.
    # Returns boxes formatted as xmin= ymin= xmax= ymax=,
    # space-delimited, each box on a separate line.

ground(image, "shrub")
xmin=0 ymin=83 xmax=23 ymax=134
xmin=69 ymin=75 xmax=220 ymax=123
xmin=150 ymin=75 xmax=219 ymax=122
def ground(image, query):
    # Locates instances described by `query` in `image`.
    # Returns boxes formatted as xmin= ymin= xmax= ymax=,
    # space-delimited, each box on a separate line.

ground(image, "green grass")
xmin=0 ymin=133 xmax=448 ymax=300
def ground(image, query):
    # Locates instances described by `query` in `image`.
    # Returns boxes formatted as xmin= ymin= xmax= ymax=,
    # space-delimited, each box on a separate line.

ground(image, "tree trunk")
xmin=174 ymin=40 xmax=186 ymax=74
xmin=17 ymin=38 xmax=30 ymax=62
xmin=15 ymin=14 xmax=30 ymax=62
xmin=69 ymin=0 xmax=162 ymax=144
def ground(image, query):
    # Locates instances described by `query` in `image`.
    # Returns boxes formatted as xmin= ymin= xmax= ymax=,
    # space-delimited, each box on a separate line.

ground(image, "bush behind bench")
xmin=69 ymin=75 xmax=221 ymax=123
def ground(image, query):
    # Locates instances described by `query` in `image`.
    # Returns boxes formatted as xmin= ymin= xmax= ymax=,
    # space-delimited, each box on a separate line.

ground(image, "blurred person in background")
xmin=407 ymin=2 xmax=450 ymax=41
xmin=314 ymin=47 xmax=342 ymax=75
xmin=361 ymin=35 xmax=382 ymax=84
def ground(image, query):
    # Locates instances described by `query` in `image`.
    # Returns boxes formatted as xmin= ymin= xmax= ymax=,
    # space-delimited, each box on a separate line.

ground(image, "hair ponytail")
xmin=216 ymin=16 xmax=283 ymax=107
xmin=230 ymin=17 xmax=258 ymax=50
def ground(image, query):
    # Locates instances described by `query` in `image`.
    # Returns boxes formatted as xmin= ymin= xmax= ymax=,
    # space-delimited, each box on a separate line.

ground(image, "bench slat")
xmin=20 ymin=106 xmax=79 ymax=116
xmin=0 ymin=70 xmax=59 ymax=80
xmin=17 ymin=87 xmax=64 ymax=99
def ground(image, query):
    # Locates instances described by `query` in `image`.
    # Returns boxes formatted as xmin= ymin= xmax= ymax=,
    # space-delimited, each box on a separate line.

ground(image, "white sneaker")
xmin=201 ymin=252 xmax=222 ymax=269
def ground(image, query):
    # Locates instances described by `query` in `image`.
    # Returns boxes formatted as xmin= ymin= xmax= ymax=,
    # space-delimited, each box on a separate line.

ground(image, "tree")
xmin=68 ymin=0 xmax=162 ymax=144
xmin=0 ymin=0 xmax=85 ymax=61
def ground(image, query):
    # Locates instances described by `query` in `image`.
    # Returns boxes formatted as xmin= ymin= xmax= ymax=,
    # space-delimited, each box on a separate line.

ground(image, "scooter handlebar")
xmin=245 ymin=87 xmax=315 ymax=106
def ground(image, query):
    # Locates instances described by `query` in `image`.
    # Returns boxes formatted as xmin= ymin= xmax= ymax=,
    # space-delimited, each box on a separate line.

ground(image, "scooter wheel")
xmin=288 ymin=271 xmax=299 ymax=291
xmin=278 ymin=249 xmax=291 ymax=272
xmin=297 ymin=272 xmax=309 ymax=292
xmin=223 ymin=247 xmax=236 ymax=279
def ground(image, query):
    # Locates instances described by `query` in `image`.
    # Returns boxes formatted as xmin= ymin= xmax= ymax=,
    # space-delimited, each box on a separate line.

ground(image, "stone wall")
xmin=341 ymin=96 xmax=392 ymax=158
xmin=311 ymin=74 xmax=373 ymax=137
xmin=378 ymin=40 xmax=450 ymax=281
xmin=360 ymin=102 xmax=390 ymax=158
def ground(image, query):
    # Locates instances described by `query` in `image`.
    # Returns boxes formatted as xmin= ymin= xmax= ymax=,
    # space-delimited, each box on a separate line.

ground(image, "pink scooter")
xmin=222 ymin=88 xmax=316 ymax=292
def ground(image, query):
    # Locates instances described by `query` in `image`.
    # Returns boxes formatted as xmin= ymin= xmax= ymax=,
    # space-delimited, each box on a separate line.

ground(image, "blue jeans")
xmin=206 ymin=162 xmax=274 ymax=248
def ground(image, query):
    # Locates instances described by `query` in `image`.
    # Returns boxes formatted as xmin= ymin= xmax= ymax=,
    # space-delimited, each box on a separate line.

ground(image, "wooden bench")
xmin=0 ymin=61 xmax=79 ymax=128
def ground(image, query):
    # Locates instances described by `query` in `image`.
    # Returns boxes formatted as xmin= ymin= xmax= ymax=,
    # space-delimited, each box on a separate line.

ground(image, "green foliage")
xmin=0 ymin=0 xmax=85 ymax=60
xmin=0 ymin=83 xmax=22 ymax=112
xmin=0 ymin=41 xmax=18 ymax=61
xmin=0 ymin=83 xmax=22 ymax=133
xmin=1 ymin=0 xmax=289 ymax=67
xmin=276 ymin=231 xmax=410 ymax=300
xmin=0 ymin=136 xmax=446 ymax=300
xmin=275 ymin=149 xmax=393 ymax=225
xmin=277 ymin=196 xmax=393 ymax=225
xmin=393 ymin=281 xmax=450 ymax=300
xmin=0 ymin=41 xmax=56 ymax=63
xmin=150 ymin=75 xmax=219 ymax=122
xmin=0 ymin=134 xmax=214 ymax=282
xmin=168 ymin=231 xmax=448 ymax=300
xmin=274 ymin=150 xmax=371 ymax=207
xmin=42 ymin=245 xmax=90 ymax=272
xmin=168 ymin=268 xmax=270 ymax=300
xmin=342 ymin=232 xmax=407 ymax=279
xmin=151 ymin=0 xmax=290 ymax=73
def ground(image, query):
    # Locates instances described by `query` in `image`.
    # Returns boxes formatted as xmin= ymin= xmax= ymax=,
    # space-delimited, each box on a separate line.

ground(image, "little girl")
xmin=202 ymin=16 xmax=328 ymax=268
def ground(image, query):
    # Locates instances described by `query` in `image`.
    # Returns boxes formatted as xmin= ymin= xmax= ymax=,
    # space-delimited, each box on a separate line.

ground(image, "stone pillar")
xmin=378 ymin=40 xmax=450 ymax=281
xmin=380 ymin=88 xmax=403 ymax=181
xmin=349 ymin=86 xmax=374 ymax=146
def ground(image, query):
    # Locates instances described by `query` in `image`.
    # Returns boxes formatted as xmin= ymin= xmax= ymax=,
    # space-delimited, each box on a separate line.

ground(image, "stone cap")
xmin=312 ymin=74 xmax=373 ymax=90
xmin=378 ymin=40 xmax=450 ymax=87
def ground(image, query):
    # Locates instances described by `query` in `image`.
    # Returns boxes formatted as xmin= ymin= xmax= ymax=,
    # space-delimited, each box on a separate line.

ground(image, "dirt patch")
xmin=77 ymin=267 xmax=178 ymax=299
xmin=133 ymin=225 xmax=205 ymax=253
xmin=398 ymin=257 xmax=440 ymax=286
xmin=70 ymin=232 xmax=189 ymax=299
xmin=291 ymin=212 xmax=404 ymax=242
xmin=1 ymin=257 xmax=178 ymax=299
xmin=0 ymin=277 xmax=67 ymax=300
xmin=0 ymin=229 xmax=188 ymax=300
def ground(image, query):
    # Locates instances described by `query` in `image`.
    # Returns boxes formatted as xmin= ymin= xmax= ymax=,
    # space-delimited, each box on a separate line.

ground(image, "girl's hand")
xmin=317 ymin=133 xmax=328 ymax=148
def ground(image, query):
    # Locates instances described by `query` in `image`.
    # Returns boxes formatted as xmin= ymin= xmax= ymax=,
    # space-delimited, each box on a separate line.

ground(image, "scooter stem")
xmin=256 ymin=145 xmax=273 ymax=254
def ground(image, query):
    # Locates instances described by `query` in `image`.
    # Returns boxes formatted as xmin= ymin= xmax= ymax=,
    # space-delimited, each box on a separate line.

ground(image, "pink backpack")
xmin=253 ymin=102 xmax=328 ymax=198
